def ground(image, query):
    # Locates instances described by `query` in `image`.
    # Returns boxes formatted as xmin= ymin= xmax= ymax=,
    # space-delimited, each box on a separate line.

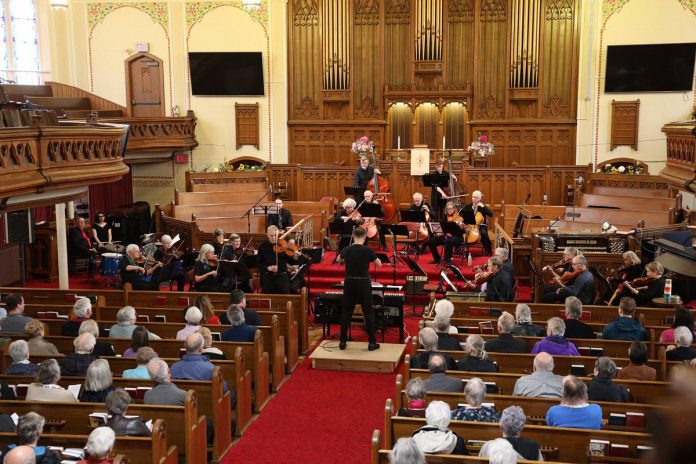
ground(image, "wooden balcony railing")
xmin=660 ymin=119 xmax=696 ymax=192
xmin=101 ymin=111 xmax=198 ymax=153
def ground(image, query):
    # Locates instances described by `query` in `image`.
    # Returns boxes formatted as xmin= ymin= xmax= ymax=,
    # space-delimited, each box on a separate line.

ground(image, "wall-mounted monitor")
xmin=604 ymin=43 xmax=696 ymax=93
xmin=189 ymin=52 xmax=264 ymax=96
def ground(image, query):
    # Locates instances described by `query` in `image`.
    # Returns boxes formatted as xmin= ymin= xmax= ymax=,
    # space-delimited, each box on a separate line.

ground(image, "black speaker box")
xmin=4 ymin=210 xmax=34 ymax=244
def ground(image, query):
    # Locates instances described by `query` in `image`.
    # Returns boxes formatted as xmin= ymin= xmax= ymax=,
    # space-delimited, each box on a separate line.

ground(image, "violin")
xmin=207 ymin=256 xmax=220 ymax=267
xmin=342 ymin=209 xmax=363 ymax=224
xmin=606 ymin=275 xmax=656 ymax=306
xmin=608 ymin=264 xmax=633 ymax=283
xmin=543 ymin=258 xmax=571 ymax=285
xmin=558 ymin=268 xmax=583 ymax=284
xmin=273 ymin=239 xmax=312 ymax=260
xmin=462 ymin=268 xmax=497 ymax=291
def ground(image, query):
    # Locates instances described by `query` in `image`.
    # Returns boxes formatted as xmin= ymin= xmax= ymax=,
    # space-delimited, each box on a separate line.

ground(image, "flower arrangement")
xmin=466 ymin=134 xmax=495 ymax=158
xmin=351 ymin=135 xmax=375 ymax=155
xmin=198 ymin=159 xmax=264 ymax=173
xmin=601 ymin=159 xmax=645 ymax=175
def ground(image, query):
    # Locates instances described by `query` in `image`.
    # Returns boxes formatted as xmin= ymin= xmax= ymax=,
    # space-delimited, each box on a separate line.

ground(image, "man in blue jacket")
xmin=601 ymin=297 xmax=647 ymax=341
xmin=221 ymin=304 xmax=258 ymax=342
xmin=171 ymin=333 xmax=228 ymax=391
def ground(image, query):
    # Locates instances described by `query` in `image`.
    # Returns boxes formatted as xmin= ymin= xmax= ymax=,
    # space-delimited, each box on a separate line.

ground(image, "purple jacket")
xmin=531 ymin=335 xmax=579 ymax=356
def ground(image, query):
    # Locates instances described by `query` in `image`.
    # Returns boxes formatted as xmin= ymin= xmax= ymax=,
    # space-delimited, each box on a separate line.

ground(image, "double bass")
xmin=367 ymin=151 xmax=396 ymax=222
xmin=444 ymin=155 xmax=467 ymax=208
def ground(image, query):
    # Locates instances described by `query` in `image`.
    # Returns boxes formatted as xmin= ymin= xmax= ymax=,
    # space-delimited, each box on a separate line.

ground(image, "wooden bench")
xmin=587 ymin=185 xmax=674 ymax=198
xmin=175 ymin=189 xmax=271 ymax=205
xmin=564 ymin=207 xmax=672 ymax=227
xmin=579 ymin=193 xmax=679 ymax=212
xmin=26 ymin=96 xmax=92 ymax=111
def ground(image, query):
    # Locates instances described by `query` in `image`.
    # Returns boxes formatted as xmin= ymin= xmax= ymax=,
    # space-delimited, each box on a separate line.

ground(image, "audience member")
xmin=397 ymin=378 xmax=426 ymax=418
xmin=219 ymin=289 xmax=262 ymax=326
xmin=498 ymin=406 xmax=543 ymax=460
xmin=510 ymin=304 xmax=544 ymax=337
xmin=171 ymin=333 xmax=228 ymax=392
xmin=602 ymin=297 xmax=647 ymax=341
xmin=108 ymin=307 xmax=160 ymax=339
xmin=411 ymin=401 xmax=468 ymax=455
xmin=122 ymin=326 xmax=156 ymax=358
xmin=221 ymin=305 xmax=257 ymax=342
xmin=434 ymin=312 xmax=462 ymax=351
xmin=478 ymin=438 xmax=518 ymax=464
xmin=587 ymin=357 xmax=629 ymax=402
xmin=80 ymin=359 xmax=116 ymax=403
xmin=122 ymin=347 xmax=158 ymax=379
xmin=410 ymin=328 xmax=457 ymax=371
xmin=3 ymin=446 xmax=35 ymax=464
xmin=666 ymin=326 xmax=696 ymax=361
xmin=144 ymin=358 xmax=186 ymax=406
xmin=61 ymin=298 xmax=104 ymax=337
xmin=4 ymin=340 xmax=37 ymax=375
xmin=194 ymin=295 xmax=220 ymax=325
xmin=388 ymin=437 xmax=425 ymax=464
xmin=424 ymin=354 xmax=463 ymax=393
xmin=26 ymin=360 xmax=77 ymax=402
xmin=2 ymin=412 xmax=61 ymax=464
xmin=452 ymin=377 xmax=500 ymax=422
xmin=659 ymin=307 xmax=696 ymax=343
xmin=0 ymin=294 xmax=32 ymax=334
xmin=530 ymin=317 xmax=579 ymax=356
xmin=24 ymin=320 xmax=60 ymax=356
xmin=59 ymin=332 xmax=97 ymax=377
xmin=79 ymin=320 xmax=115 ymax=357
xmin=484 ymin=312 xmax=526 ymax=353
xmin=563 ymin=296 xmax=595 ymax=339
xmin=77 ymin=427 xmax=115 ymax=464
xmin=513 ymin=352 xmax=563 ymax=398
xmin=456 ymin=335 xmax=497 ymax=372
xmin=197 ymin=327 xmax=225 ymax=360
xmin=104 ymin=389 xmax=151 ymax=437
xmin=545 ymin=376 xmax=602 ymax=429
xmin=176 ymin=306 xmax=203 ymax=341
xmin=617 ymin=342 xmax=656 ymax=381
xmin=428 ymin=299 xmax=457 ymax=334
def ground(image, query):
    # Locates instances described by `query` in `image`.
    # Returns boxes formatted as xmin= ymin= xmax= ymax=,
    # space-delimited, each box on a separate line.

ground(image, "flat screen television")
xmin=189 ymin=52 xmax=264 ymax=96
xmin=604 ymin=43 xmax=696 ymax=92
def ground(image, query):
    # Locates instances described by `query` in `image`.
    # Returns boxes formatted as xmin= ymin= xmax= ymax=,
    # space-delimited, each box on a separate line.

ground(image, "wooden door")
xmin=125 ymin=52 xmax=165 ymax=118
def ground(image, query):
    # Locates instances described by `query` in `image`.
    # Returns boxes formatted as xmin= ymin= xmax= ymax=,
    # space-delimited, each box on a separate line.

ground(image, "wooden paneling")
xmin=46 ymin=81 xmax=126 ymax=112
xmin=474 ymin=0 xmax=508 ymax=120
xmin=660 ymin=119 xmax=696 ymax=193
xmin=235 ymin=103 xmax=260 ymax=149
xmin=611 ymin=100 xmax=640 ymax=150
xmin=287 ymin=123 xmax=385 ymax=164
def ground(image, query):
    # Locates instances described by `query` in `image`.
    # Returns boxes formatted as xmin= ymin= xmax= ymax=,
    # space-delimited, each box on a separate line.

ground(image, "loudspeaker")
xmin=4 ymin=210 xmax=34 ymax=244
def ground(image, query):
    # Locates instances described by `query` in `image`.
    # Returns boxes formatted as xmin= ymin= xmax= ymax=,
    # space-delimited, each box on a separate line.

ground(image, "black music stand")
xmin=343 ymin=186 xmax=363 ymax=198
xmin=301 ymin=247 xmax=323 ymax=314
xmin=218 ymin=260 xmax=250 ymax=290
xmin=329 ymin=221 xmax=355 ymax=259
xmin=381 ymin=223 xmax=409 ymax=286
xmin=403 ymin=255 xmax=427 ymax=315
xmin=422 ymin=173 xmax=450 ymax=189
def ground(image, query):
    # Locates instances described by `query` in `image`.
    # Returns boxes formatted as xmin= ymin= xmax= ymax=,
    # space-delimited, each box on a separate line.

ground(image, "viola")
xmin=462 ymin=268 xmax=497 ymax=291
xmin=558 ymin=268 xmax=583 ymax=284
xmin=444 ymin=213 xmax=464 ymax=236
xmin=543 ymin=258 xmax=571 ymax=285
xmin=606 ymin=275 xmax=656 ymax=306
xmin=608 ymin=264 xmax=633 ymax=283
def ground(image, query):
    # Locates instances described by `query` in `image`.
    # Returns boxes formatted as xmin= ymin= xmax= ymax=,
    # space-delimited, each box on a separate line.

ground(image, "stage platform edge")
xmin=309 ymin=341 xmax=406 ymax=373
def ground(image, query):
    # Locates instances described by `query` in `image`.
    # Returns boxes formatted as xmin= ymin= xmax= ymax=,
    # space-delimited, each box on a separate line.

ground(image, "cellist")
xmin=460 ymin=190 xmax=494 ymax=256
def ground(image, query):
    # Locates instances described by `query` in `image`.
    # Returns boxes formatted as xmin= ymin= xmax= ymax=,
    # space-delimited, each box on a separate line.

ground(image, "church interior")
xmin=0 ymin=0 xmax=695 ymax=462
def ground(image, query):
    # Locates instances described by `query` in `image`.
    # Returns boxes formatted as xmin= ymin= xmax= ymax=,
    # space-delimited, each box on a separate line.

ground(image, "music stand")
xmin=381 ymin=223 xmax=409 ymax=286
xmin=218 ymin=260 xmax=250 ymax=290
xmin=343 ymin=186 xmax=363 ymax=198
xmin=300 ymin=247 xmax=323 ymax=314
xmin=422 ymin=173 xmax=450 ymax=189
xmin=358 ymin=202 xmax=383 ymax=218
xmin=403 ymin=255 xmax=427 ymax=315
xmin=400 ymin=210 xmax=426 ymax=223
xmin=329 ymin=221 xmax=356 ymax=258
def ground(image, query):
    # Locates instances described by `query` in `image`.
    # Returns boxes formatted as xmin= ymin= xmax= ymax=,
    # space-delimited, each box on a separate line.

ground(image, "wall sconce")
xmin=49 ymin=0 xmax=69 ymax=9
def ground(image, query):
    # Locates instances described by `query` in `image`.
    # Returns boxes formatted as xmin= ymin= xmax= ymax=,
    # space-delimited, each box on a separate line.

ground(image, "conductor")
xmin=336 ymin=227 xmax=382 ymax=351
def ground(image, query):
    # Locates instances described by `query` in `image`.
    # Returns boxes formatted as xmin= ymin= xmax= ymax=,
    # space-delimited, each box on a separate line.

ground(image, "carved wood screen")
xmin=235 ymin=103 xmax=260 ymax=149
xmin=288 ymin=0 xmax=581 ymax=165
xmin=610 ymin=99 xmax=640 ymax=151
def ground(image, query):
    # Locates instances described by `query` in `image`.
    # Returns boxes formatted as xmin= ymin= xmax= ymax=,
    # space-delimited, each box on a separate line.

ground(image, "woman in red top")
xmin=194 ymin=294 xmax=220 ymax=324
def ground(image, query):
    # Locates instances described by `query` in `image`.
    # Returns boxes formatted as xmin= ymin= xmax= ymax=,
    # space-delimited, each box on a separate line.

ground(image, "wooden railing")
xmin=101 ymin=112 xmax=198 ymax=153
xmin=660 ymin=119 xmax=696 ymax=192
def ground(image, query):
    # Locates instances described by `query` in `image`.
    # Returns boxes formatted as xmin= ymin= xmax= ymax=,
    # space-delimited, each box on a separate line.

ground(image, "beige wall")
xmin=577 ymin=0 xmax=696 ymax=180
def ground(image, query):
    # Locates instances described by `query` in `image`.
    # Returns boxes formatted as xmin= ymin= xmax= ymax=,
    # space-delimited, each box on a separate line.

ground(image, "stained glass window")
xmin=1 ymin=0 xmax=40 ymax=84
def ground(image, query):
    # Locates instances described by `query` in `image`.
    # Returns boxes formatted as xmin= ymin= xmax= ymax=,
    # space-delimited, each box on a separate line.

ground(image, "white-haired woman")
xmin=77 ymin=426 xmax=115 ymax=464
xmin=177 ymin=306 xmax=203 ymax=340
xmin=389 ymin=437 xmax=425 ymax=464
xmin=666 ymin=326 xmax=696 ymax=361
xmin=425 ymin=299 xmax=457 ymax=335
xmin=194 ymin=244 xmax=226 ymax=292
xmin=511 ymin=304 xmax=544 ymax=337
xmin=411 ymin=401 xmax=469 ymax=455
xmin=153 ymin=234 xmax=187 ymax=291
xmin=4 ymin=340 xmax=37 ymax=375
xmin=397 ymin=377 xmax=427 ymax=417
xmin=456 ymin=334 xmax=497 ymax=372
xmin=490 ymin=406 xmax=543 ymax=460
xmin=452 ymin=377 xmax=500 ymax=422
xmin=80 ymin=359 xmax=116 ymax=403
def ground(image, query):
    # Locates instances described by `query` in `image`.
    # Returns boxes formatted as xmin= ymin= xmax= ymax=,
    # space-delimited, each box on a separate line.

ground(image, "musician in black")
xmin=360 ymin=190 xmax=387 ymax=250
xmin=153 ymin=234 xmax=186 ymax=291
xmin=90 ymin=211 xmax=112 ymax=254
xmin=336 ymin=227 xmax=382 ymax=351
xmin=353 ymin=155 xmax=380 ymax=191
xmin=257 ymin=225 xmax=292 ymax=294
xmin=193 ymin=243 xmax=230 ymax=293
xmin=333 ymin=198 xmax=362 ymax=252
xmin=430 ymin=159 xmax=458 ymax=220
xmin=229 ymin=233 xmax=253 ymax=292
xmin=409 ymin=192 xmax=435 ymax=217
xmin=615 ymin=261 xmax=666 ymax=307
xmin=69 ymin=216 xmax=97 ymax=278
xmin=427 ymin=202 xmax=463 ymax=264
xmin=211 ymin=229 xmax=234 ymax=260
xmin=460 ymin=190 xmax=494 ymax=255
xmin=120 ymin=244 xmax=163 ymax=290
xmin=542 ymin=255 xmax=595 ymax=305
xmin=266 ymin=197 xmax=293 ymax=232
xmin=485 ymin=257 xmax=515 ymax=302
xmin=494 ymin=247 xmax=515 ymax=277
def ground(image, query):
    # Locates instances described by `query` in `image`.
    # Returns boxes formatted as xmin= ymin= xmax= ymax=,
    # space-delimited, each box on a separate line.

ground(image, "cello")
xmin=367 ymin=151 xmax=396 ymax=222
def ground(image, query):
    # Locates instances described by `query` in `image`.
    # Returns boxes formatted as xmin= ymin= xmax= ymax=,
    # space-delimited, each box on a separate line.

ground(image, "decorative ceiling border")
xmin=185 ymin=1 xmax=269 ymax=38
xmin=87 ymin=2 xmax=170 ymax=37
xmin=678 ymin=0 xmax=696 ymax=16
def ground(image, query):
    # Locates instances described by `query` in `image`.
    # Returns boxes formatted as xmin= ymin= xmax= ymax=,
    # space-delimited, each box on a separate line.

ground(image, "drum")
xmin=100 ymin=253 xmax=122 ymax=277
xmin=103 ymin=243 xmax=126 ymax=254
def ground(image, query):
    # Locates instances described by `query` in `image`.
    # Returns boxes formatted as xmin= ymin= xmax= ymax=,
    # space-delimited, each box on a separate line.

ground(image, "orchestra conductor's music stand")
xmin=403 ymin=255 xmax=427 ymax=315
xmin=218 ymin=260 xmax=250 ymax=290
xmin=329 ymin=222 xmax=355 ymax=259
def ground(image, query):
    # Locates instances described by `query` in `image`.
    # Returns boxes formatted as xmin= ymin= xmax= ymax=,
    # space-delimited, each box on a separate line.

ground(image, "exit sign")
xmin=174 ymin=153 xmax=188 ymax=164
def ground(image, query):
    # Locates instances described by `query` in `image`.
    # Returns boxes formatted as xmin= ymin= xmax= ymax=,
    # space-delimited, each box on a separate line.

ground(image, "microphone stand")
xmin=243 ymin=186 xmax=274 ymax=233
xmin=547 ymin=216 xmax=562 ymax=233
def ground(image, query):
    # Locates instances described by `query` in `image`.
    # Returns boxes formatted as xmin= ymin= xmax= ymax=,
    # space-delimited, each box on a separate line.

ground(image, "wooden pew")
xmin=587 ymin=185 xmax=674 ymax=198
xmin=0 ymin=421 xmax=176 ymax=464
xmin=175 ymin=189 xmax=269 ymax=205
xmin=385 ymin=401 xmax=653 ymax=464
xmin=562 ymin=207 xmax=671 ymax=227
xmin=579 ymin=192 xmax=679 ymax=212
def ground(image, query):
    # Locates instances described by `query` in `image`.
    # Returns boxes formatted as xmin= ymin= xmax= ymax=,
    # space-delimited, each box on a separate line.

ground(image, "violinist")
xmin=257 ymin=225 xmax=294 ymax=294
xmin=120 ymin=244 xmax=163 ymax=290
xmin=609 ymin=251 xmax=644 ymax=285
xmin=612 ymin=261 xmax=665 ymax=307
xmin=153 ymin=234 xmax=186 ymax=291
xmin=427 ymin=201 xmax=463 ymax=265
xmin=286 ymin=237 xmax=307 ymax=294
xmin=484 ymin=257 xmax=515 ymax=302
xmin=542 ymin=255 xmax=595 ymax=305
xmin=211 ymin=229 xmax=234 ymax=261
xmin=333 ymin=198 xmax=363 ymax=252
xmin=430 ymin=159 xmax=458 ymax=220
xmin=266 ymin=197 xmax=293 ymax=233
xmin=194 ymin=244 xmax=231 ymax=293
xmin=543 ymin=247 xmax=580 ymax=279
xmin=494 ymin=247 xmax=514 ymax=278
xmin=461 ymin=190 xmax=494 ymax=256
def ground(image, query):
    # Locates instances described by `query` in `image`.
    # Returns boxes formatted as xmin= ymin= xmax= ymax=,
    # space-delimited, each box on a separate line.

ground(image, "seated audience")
xmin=513 ymin=352 xmax=563 ymax=398
xmin=410 ymin=327 xmax=457 ymax=371
xmin=79 ymin=359 xmax=116 ymax=403
xmin=563 ymin=296 xmax=595 ymax=339
xmin=171 ymin=333 xmax=228 ymax=391
xmin=602 ymin=297 xmax=647 ymax=341
xmin=144 ymin=358 xmax=186 ymax=406
xmin=545 ymin=376 xmax=602 ymax=429
xmin=2 ymin=412 xmax=62 ymax=464
xmin=456 ymin=335 xmax=497 ymax=372
xmin=177 ymin=306 xmax=203 ymax=341
xmin=666 ymin=326 xmax=696 ymax=361
xmin=24 ymin=320 xmax=60 ymax=356
xmin=397 ymin=378 xmax=426 ymax=418
xmin=412 ymin=401 xmax=468 ymax=455
xmin=26 ymin=359 xmax=77 ymax=403
xmin=587 ymin=357 xmax=629 ymax=402
xmin=77 ymin=427 xmax=115 ymax=464
xmin=388 ymin=437 xmax=425 ymax=464
xmin=0 ymin=294 xmax=32 ymax=334
xmin=122 ymin=347 xmax=158 ymax=379
xmin=62 ymin=297 xmax=105 ymax=337
xmin=4 ymin=340 xmax=37 ymax=375
xmin=221 ymin=304 xmax=258 ymax=342
xmin=79 ymin=320 xmax=115 ymax=357
xmin=530 ymin=317 xmax=579 ymax=356
xmin=659 ymin=307 xmax=696 ymax=343
xmin=427 ymin=299 xmax=457 ymax=334
xmin=434 ymin=312 xmax=462 ymax=351
xmin=109 ymin=306 xmax=160 ymax=340
xmin=617 ymin=341 xmax=656 ymax=381
xmin=220 ymin=289 xmax=262 ymax=326
xmin=59 ymin=332 xmax=97 ymax=377
xmin=194 ymin=295 xmax=220 ymax=325
xmin=104 ymin=389 xmax=151 ymax=437
xmin=122 ymin=326 xmax=156 ymax=358
xmin=484 ymin=312 xmax=526 ymax=353
xmin=424 ymin=354 xmax=463 ymax=393
xmin=478 ymin=438 xmax=519 ymax=464
xmin=510 ymin=304 xmax=544 ymax=337
xmin=197 ymin=327 xmax=225 ymax=360
xmin=452 ymin=377 xmax=500 ymax=422
xmin=3 ymin=446 xmax=35 ymax=464
xmin=497 ymin=406 xmax=543 ymax=460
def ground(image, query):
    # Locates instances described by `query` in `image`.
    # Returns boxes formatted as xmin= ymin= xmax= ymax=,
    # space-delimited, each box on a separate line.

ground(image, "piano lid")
xmin=655 ymin=238 xmax=696 ymax=278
